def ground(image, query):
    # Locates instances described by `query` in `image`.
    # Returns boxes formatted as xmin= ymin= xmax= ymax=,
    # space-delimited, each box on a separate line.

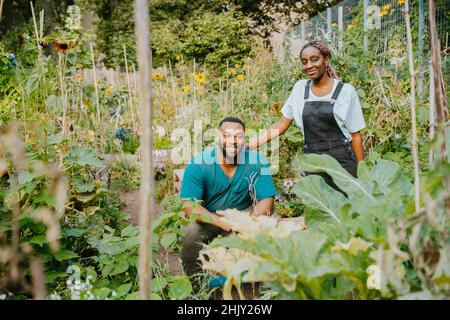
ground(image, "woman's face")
xmin=300 ymin=46 xmax=330 ymax=80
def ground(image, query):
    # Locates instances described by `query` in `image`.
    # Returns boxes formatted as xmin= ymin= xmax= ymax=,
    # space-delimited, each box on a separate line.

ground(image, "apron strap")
xmin=305 ymin=80 xmax=344 ymax=101
xmin=331 ymin=81 xmax=344 ymax=100
xmin=304 ymin=80 xmax=312 ymax=100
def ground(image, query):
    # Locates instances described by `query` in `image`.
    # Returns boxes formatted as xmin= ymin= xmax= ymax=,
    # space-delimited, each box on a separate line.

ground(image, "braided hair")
xmin=300 ymin=40 xmax=339 ymax=79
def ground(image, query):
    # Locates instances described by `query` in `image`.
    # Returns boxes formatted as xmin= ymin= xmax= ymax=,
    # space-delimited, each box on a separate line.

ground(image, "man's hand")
xmin=182 ymin=201 xmax=232 ymax=232
xmin=250 ymin=198 xmax=274 ymax=217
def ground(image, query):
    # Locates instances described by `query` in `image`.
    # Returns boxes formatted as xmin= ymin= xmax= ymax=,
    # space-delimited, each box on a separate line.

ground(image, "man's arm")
xmin=182 ymin=202 xmax=232 ymax=232
xmin=250 ymin=197 xmax=274 ymax=217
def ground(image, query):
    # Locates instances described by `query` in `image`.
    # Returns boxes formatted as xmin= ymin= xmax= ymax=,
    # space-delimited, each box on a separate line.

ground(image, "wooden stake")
xmin=428 ymin=0 xmax=449 ymax=164
xmin=58 ymin=53 xmax=67 ymax=135
xmin=168 ymin=60 xmax=177 ymax=113
xmin=0 ymin=0 xmax=4 ymax=23
xmin=134 ymin=0 xmax=154 ymax=300
xmin=123 ymin=44 xmax=137 ymax=131
xmin=30 ymin=2 xmax=41 ymax=53
xmin=89 ymin=43 xmax=101 ymax=126
xmin=404 ymin=0 xmax=421 ymax=212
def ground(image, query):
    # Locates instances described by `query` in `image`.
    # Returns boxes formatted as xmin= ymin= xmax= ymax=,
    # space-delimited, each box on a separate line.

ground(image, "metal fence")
xmin=283 ymin=0 xmax=449 ymax=63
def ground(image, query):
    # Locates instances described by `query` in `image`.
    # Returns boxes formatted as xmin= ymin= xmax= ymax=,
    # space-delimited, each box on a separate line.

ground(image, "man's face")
xmin=218 ymin=122 xmax=245 ymax=163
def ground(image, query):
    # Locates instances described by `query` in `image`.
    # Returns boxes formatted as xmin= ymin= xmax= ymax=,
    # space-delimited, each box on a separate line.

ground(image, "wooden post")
xmin=429 ymin=60 xmax=435 ymax=167
xmin=326 ymin=7 xmax=332 ymax=42
xmin=404 ymin=0 xmax=421 ymax=212
xmin=417 ymin=0 xmax=425 ymax=96
xmin=300 ymin=21 xmax=306 ymax=48
xmin=428 ymin=0 xmax=449 ymax=163
xmin=338 ymin=6 xmax=343 ymax=52
xmin=134 ymin=0 xmax=154 ymax=300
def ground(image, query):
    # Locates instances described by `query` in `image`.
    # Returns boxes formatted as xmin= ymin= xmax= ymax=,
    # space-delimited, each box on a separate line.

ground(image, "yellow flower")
xmin=235 ymin=64 xmax=240 ymax=69
xmin=230 ymin=69 xmax=237 ymax=75
xmin=237 ymin=74 xmax=244 ymax=81
xmin=108 ymin=82 xmax=114 ymax=87
xmin=383 ymin=4 xmax=391 ymax=10
xmin=243 ymin=64 xmax=246 ymax=69
xmin=397 ymin=0 xmax=405 ymax=5
xmin=195 ymin=73 xmax=205 ymax=85
xmin=96 ymin=80 xmax=103 ymax=86
xmin=75 ymin=73 xmax=83 ymax=81
xmin=183 ymin=85 xmax=190 ymax=93
xmin=151 ymin=72 xmax=163 ymax=80
xmin=379 ymin=10 xmax=388 ymax=17
xmin=105 ymin=88 xmax=112 ymax=95
xmin=176 ymin=55 xmax=182 ymax=61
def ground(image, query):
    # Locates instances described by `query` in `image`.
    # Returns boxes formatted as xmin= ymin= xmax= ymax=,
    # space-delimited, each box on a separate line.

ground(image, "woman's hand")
xmin=350 ymin=131 xmax=364 ymax=163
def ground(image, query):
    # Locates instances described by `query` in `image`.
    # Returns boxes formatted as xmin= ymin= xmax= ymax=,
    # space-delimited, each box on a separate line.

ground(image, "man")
xmin=180 ymin=117 xmax=276 ymax=276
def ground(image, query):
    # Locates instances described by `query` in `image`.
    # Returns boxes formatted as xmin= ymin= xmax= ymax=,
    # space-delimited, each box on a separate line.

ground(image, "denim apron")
xmin=302 ymin=80 xmax=357 ymax=194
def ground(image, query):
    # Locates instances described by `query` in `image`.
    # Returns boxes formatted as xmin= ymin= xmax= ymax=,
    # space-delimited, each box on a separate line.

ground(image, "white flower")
xmin=0 ymin=294 xmax=7 ymax=300
xmin=49 ymin=293 xmax=62 ymax=300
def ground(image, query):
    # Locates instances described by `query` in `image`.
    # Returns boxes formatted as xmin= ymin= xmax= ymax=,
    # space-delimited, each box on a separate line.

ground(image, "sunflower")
xmin=230 ymin=69 xmax=237 ymax=76
xmin=75 ymin=73 xmax=83 ymax=81
xmin=53 ymin=39 xmax=78 ymax=54
xmin=397 ymin=0 xmax=405 ymax=4
xmin=105 ymin=88 xmax=113 ymax=95
xmin=96 ymin=80 xmax=103 ymax=86
xmin=237 ymin=74 xmax=244 ymax=81
xmin=195 ymin=73 xmax=205 ymax=85
xmin=183 ymin=85 xmax=190 ymax=93
xmin=235 ymin=64 xmax=241 ymax=69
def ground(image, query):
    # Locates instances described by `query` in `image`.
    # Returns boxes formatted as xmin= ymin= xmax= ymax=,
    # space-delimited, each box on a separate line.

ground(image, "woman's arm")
xmin=351 ymin=131 xmax=364 ymax=163
xmin=247 ymin=116 xmax=293 ymax=150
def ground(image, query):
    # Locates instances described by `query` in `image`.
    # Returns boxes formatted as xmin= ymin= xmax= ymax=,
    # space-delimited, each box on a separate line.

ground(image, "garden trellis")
xmin=283 ymin=0 xmax=449 ymax=95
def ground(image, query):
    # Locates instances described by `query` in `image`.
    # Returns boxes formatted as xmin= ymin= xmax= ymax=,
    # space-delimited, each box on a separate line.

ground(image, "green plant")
xmin=203 ymin=154 xmax=449 ymax=300
xmin=108 ymin=159 xmax=140 ymax=192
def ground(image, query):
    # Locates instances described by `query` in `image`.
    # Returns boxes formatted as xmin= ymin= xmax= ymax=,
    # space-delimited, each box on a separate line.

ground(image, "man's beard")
xmin=219 ymin=144 xmax=242 ymax=164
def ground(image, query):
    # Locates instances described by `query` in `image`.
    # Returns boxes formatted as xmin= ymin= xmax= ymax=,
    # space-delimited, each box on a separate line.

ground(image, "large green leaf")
xmin=168 ymin=277 xmax=192 ymax=300
xmin=72 ymin=175 xmax=96 ymax=193
xmin=299 ymin=154 xmax=377 ymax=208
xmin=115 ymin=283 xmax=133 ymax=298
xmin=26 ymin=73 xmax=40 ymax=94
xmin=65 ymin=146 xmax=103 ymax=167
xmin=160 ymin=232 xmax=178 ymax=250
xmin=18 ymin=170 xmax=35 ymax=185
xmin=121 ymin=225 xmax=139 ymax=238
xmin=292 ymin=175 xmax=348 ymax=224
xmin=53 ymin=250 xmax=79 ymax=262
xmin=110 ymin=260 xmax=129 ymax=276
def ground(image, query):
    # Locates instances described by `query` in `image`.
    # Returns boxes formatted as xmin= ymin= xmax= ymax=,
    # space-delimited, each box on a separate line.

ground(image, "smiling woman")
xmin=247 ymin=40 xmax=366 ymax=195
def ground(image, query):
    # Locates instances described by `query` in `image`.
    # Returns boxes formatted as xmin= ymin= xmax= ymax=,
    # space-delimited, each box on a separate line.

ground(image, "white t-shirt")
xmin=281 ymin=79 xmax=366 ymax=141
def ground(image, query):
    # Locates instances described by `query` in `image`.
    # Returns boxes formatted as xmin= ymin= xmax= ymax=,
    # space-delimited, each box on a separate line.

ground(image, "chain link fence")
xmin=283 ymin=0 xmax=449 ymax=63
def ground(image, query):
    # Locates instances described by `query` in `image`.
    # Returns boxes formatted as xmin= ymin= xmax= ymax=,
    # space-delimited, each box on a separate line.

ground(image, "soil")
xmin=119 ymin=190 xmax=184 ymax=276
xmin=118 ymin=189 xmax=261 ymax=299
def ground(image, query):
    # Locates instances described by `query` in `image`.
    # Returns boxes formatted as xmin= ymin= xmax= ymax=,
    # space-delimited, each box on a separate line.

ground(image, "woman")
xmin=247 ymin=40 xmax=365 ymax=191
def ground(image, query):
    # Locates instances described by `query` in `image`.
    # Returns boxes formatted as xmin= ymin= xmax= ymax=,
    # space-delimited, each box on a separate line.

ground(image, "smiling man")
xmin=179 ymin=117 xmax=276 ymax=276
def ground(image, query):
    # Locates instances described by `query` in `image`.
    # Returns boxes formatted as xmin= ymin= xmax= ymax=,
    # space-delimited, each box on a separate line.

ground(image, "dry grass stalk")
xmin=403 ymin=0 xmax=421 ymax=212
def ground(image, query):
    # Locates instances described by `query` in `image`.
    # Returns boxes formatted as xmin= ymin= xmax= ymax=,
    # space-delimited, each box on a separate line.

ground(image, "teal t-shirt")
xmin=180 ymin=147 xmax=276 ymax=213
